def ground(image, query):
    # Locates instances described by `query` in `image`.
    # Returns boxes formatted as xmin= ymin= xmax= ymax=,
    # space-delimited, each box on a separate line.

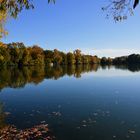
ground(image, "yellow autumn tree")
xmin=0 ymin=10 xmax=8 ymax=38
xmin=0 ymin=0 xmax=55 ymax=38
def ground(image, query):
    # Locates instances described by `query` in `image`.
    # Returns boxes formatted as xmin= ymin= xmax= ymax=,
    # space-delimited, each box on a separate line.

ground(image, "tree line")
xmin=0 ymin=42 xmax=101 ymax=66
xmin=0 ymin=42 xmax=140 ymax=66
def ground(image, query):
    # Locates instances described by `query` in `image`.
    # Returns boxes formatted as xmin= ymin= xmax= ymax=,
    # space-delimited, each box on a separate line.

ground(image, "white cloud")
xmin=80 ymin=48 xmax=140 ymax=58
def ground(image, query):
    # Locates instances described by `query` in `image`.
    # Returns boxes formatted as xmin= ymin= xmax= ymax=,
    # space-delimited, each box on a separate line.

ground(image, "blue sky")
xmin=2 ymin=0 xmax=140 ymax=57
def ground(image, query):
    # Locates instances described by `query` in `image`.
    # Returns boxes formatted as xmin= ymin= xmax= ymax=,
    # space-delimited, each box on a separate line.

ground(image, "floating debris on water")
xmin=113 ymin=135 xmax=116 ymax=138
xmin=78 ymin=117 xmax=97 ymax=129
xmin=29 ymin=114 xmax=34 ymax=116
xmin=36 ymin=110 xmax=41 ymax=114
xmin=41 ymin=121 xmax=46 ymax=124
xmin=82 ymin=124 xmax=87 ymax=127
xmin=76 ymin=126 xmax=81 ymax=129
xmin=4 ymin=112 xmax=11 ymax=115
xmin=128 ymin=130 xmax=135 ymax=134
xmin=126 ymin=135 xmax=130 ymax=138
xmin=52 ymin=112 xmax=62 ymax=117
xmin=0 ymin=124 xmax=55 ymax=140
xmin=82 ymin=120 xmax=86 ymax=123
xmin=93 ymin=113 xmax=98 ymax=116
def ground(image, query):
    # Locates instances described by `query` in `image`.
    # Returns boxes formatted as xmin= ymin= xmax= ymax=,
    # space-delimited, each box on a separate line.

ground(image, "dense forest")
xmin=0 ymin=42 xmax=101 ymax=66
xmin=0 ymin=42 xmax=140 ymax=66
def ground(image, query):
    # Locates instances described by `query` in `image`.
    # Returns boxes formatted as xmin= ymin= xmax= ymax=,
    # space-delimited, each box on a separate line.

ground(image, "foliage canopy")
xmin=103 ymin=0 xmax=139 ymax=21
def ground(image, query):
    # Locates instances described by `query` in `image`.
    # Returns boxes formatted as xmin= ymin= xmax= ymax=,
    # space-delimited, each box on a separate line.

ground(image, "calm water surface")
xmin=0 ymin=65 xmax=140 ymax=140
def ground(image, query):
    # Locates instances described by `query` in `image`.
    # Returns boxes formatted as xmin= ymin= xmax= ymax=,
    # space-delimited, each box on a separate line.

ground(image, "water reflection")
xmin=0 ymin=64 xmax=140 ymax=91
xmin=0 ymin=64 xmax=140 ymax=140
xmin=0 ymin=102 xmax=55 ymax=139
xmin=114 ymin=64 xmax=140 ymax=72
xmin=0 ymin=102 xmax=6 ymax=129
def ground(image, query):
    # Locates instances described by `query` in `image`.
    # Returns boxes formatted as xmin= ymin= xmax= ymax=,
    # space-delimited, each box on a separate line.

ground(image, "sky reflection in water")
xmin=0 ymin=65 xmax=140 ymax=140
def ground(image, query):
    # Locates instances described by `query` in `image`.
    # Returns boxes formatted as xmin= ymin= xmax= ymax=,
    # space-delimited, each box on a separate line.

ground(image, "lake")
xmin=0 ymin=65 xmax=140 ymax=140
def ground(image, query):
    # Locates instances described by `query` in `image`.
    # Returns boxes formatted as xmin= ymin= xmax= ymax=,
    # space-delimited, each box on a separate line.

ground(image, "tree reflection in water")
xmin=0 ymin=64 xmax=140 ymax=139
xmin=0 ymin=64 xmax=140 ymax=91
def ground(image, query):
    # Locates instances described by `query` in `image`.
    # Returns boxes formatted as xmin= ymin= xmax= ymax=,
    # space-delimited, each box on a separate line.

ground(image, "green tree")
xmin=90 ymin=55 xmax=100 ymax=64
xmin=30 ymin=45 xmax=45 ymax=65
xmin=21 ymin=48 xmax=31 ymax=65
xmin=82 ymin=55 xmax=89 ymax=64
xmin=101 ymin=57 xmax=108 ymax=64
xmin=0 ymin=10 xmax=8 ymax=38
xmin=44 ymin=50 xmax=54 ymax=65
xmin=8 ymin=43 xmax=20 ymax=65
xmin=0 ymin=42 xmax=10 ymax=65
xmin=67 ymin=52 xmax=75 ymax=65
xmin=53 ymin=49 xmax=62 ymax=65
xmin=60 ymin=52 xmax=67 ymax=65
xmin=74 ymin=49 xmax=82 ymax=65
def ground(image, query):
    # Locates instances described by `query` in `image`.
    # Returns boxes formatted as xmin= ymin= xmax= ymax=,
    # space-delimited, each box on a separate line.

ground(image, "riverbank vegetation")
xmin=0 ymin=42 xmax=140 ymax=66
